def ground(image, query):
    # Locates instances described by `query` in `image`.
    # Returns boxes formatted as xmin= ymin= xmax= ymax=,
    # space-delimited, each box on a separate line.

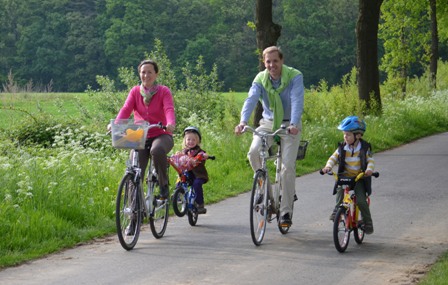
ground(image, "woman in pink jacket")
xmin=114 ymin=59 xmax=176 ymax=199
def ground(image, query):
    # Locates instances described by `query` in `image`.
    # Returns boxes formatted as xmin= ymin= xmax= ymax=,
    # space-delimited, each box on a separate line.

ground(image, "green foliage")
xmin=280 ymin=0 xmax=358 ymax=87
xmin=175 ymin=57 xmax=225 ymax=131
xmin=379 ymin=0 xmax=431 ymax=96
xmin=304 ymin=67 xmax=361 ymax=125
xmin=9 ymin=0 xmax=438 ymax=92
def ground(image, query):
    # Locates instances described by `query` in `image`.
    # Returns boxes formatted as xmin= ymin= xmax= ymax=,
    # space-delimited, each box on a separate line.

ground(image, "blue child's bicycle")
xmin=170 ymin=153 xmax=215 ymax=226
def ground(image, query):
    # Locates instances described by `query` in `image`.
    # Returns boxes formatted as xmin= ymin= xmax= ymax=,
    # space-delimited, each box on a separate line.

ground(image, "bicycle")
xmin=320 ymin=170 xmax=379 ymax=253
xmin=242 ymin=125 xmax=308 ymax=246
xmin=170 ymin=153 xmax=215 ymax=226
xmin=110 ymin=119 xmax=170 ymax=250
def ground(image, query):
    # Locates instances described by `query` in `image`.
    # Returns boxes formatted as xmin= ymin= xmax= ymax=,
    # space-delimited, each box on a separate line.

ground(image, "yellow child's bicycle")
xmin=320 ymin=170 xmax=379 ymax=252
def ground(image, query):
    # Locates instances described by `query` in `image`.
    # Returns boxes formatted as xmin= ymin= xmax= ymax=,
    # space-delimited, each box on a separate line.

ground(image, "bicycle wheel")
xmin=149 ymin=181 xmax=169 ymax=239
xmin=333 ymin=207 xmax=350 ymax=253
xmin=188 ymin=208 xmax=198 ymax=226
xmin=172 ymin=186 xmax=187 ymax=217
xmin=250 ymin=170 xmax=268 ymax=246
xmin=116 ymin=173 xmax=142 ymax=250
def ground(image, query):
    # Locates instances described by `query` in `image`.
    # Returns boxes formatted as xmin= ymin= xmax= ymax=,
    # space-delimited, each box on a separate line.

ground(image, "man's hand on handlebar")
xmin=287 ymin=125 xmax=299 ymax=135
xmin=234 ymin=123 xmax=246 ymax=135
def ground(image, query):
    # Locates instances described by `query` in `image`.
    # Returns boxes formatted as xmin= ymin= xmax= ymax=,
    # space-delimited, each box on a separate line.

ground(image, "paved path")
xmin=1 ymin=132 xmax=447 ymax=285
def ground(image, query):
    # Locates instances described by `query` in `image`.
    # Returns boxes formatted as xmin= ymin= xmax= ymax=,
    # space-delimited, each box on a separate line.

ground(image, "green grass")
xmin=419 ymin=252 xmax=448 ymax=285
xmin=1 ymin=65 xmax=448 ymax=284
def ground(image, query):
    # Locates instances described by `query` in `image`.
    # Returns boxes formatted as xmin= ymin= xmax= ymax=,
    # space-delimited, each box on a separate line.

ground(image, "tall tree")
xmin=253 ymin=0 xmax=282 ymax=126
xmin=281 ymin=0 xmax=358 ymax=88
xmin=430 ymin=0 xmax=438 ymax=89
xmin=356 ymin=0 xmax=383 ymax=113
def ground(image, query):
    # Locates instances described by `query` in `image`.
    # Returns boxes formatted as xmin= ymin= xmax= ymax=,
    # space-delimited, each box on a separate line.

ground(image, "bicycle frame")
xmin=340 ymin=184 xmax=370 ymax=231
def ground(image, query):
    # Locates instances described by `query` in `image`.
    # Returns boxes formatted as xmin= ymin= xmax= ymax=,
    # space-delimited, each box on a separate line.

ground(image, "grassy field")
xmin=1 ymin=71 xmax=448 ymax=283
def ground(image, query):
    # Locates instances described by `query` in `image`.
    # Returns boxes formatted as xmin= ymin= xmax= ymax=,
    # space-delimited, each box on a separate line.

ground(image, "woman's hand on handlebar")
xmin=165 ymin=124 xmax=175 ymax=133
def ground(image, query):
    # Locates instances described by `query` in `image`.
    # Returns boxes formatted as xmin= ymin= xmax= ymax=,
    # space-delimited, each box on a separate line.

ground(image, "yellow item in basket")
xmin=124 ymin=128 xmax=145 ymax=142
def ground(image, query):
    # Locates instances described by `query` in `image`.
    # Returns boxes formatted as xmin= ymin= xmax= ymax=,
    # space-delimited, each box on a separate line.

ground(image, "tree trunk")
xmin=429 ymin=0 xmax=438 ymax=90
xmin=356 ymin=0 xmax=383 ymax=114
xmin=253 ymin=0 xmax=282 ymax=127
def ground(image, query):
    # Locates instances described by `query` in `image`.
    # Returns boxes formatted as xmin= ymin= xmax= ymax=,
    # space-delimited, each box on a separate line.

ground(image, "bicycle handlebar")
xmin=319 ymin=169 xmax=380 ymax=178
xmin=148 ymin=122 xmax=166 ymax=130
xmin=107 ymin=121 xmax=166 ymax=135
xmin=242 ymin=125 xmax=289 ymax=138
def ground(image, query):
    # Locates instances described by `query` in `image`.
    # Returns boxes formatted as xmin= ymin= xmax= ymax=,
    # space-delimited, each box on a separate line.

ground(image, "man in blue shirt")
xmin=235 ymin=46 xmax=305 ymax=227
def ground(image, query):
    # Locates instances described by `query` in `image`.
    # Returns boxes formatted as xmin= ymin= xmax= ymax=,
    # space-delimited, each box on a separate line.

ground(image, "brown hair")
xmin=138 ymin=59 xmax=159 ymax=73
xmin=262 ymin=46 xmax=283 ymax=60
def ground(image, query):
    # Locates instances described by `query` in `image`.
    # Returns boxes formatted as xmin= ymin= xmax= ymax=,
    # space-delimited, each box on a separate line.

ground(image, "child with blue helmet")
xmin=322 ymin=116 xmax=376 ymax=234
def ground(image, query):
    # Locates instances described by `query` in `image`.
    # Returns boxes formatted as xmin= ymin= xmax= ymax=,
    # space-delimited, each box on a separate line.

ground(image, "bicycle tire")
xmin=188 ymin=209 xmax=198 ymax=226
xmin=149 ymin=181 xmax=169 ymax=239
xmin=116 ymin=173 xmax=142 ymax=250
xmin=333 ymin=207 xmax=350 ymax=253
xmin=172 ymin=186 xmax=187 ymax=217
xmin=250 ymin=170 xmax=268 ymax=246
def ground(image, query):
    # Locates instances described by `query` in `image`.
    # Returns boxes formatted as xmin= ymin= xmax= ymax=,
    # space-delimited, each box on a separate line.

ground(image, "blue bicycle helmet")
xmin=337 ymin=116 xmax=366 ymax=134
xmin=183 ymin=126 xmax=202 ymax=141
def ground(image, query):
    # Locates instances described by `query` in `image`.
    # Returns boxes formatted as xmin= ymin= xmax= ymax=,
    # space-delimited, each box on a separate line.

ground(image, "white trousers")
xmin=247 ymin=119 xmax=301 ymax=217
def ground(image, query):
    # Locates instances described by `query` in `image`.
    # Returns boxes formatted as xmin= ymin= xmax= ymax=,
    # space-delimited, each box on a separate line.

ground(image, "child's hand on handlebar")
xmin=364 ymin=169 xmax=373 ymax=177
xmin=321 ymin=167 xmax=332 ymax=174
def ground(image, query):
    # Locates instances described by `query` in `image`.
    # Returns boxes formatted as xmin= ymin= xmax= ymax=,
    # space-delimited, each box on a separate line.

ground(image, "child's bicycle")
xmin=242 ymin=125 xmax=308 ymax=246
xmin=170 ymin=153 xmax=215 ymax=226
xmin=320 ymin=170 xmax=379 ymax=253
xmin=110 ymin=119 xmax=170 ymax=250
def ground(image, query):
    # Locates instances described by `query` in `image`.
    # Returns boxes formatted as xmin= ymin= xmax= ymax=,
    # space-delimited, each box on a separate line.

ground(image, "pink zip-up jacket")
xmin=116 ymin=85 xmax=176 ymax=138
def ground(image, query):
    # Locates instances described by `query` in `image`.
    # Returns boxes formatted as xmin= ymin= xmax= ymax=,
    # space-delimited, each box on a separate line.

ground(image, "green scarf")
xmin=253 ymin=65 xmax=301 ymax=130
xmin=140 ymin=84 xmax=159 ymax=105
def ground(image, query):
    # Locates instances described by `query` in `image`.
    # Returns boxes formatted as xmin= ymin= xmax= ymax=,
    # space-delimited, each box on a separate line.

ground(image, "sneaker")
xmin=364 ymin=222 xmax=374 ymax=234
xmin=197 ymin=204 xmax=207 ymax=214
xmin=279 ymin=213 xmax=292 ymax=227
xmin=329 ymin=207 xmax=338 ymax=221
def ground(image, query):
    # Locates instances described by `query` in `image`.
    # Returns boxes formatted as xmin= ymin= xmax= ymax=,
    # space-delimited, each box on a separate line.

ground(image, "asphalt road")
xmin=1 ymin=132 xmax=448 ymax=285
